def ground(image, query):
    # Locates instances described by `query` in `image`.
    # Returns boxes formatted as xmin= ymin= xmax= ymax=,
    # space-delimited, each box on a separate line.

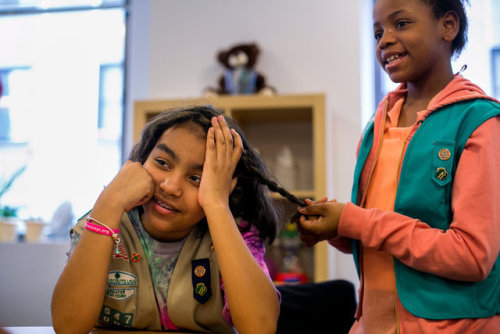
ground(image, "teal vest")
xmin=351 ymin=98 xmax=500 ymax=319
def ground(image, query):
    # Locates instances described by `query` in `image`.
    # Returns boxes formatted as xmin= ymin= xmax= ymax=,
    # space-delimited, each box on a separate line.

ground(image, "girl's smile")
xmin=152 ymin=196 xmax=180 ymax=214
xmin=382 ymin=51 xmax=407 ymax=72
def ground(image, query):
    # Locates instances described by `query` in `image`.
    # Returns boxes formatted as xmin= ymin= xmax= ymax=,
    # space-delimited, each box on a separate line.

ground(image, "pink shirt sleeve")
xmin=220 ymin=224 xmax=279 ymax=325
xmin=338 ymin=116 xmax=500 ymax=282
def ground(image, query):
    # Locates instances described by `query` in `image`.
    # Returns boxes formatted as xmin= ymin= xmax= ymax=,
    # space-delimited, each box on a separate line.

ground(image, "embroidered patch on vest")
xmin=192 ymin=258 xmax=211 ymax=304
xmin=99 ymin=305 xmax=134 ymax=327
xmin=130 ymin=252 xmax=141 ymax=263
xmin=106 ymin=271 xmax=137 ymax=301
xmin=194 ymin=265 xmax=206 ymax=277
xmin=435 ymin=167 xmax=448 ymax=181
xmin=112 ymin=243 xmax=129 ymax=262
xmin=438 ymin=148 xmax=451 ymax=161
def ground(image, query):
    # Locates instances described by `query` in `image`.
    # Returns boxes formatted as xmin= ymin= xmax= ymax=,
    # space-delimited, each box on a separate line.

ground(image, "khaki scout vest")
xmin=74 ymin=212 xmax=235 ymax=333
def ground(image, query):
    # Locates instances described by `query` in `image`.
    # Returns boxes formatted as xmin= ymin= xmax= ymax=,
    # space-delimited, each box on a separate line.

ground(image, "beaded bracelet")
xmin=85 ymin=215 xmax=121 ymax=254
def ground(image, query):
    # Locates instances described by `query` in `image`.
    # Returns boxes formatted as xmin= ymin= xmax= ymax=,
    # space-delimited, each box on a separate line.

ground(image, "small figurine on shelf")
xmin=275 ymin=221 xmax=308 ymax=284
xmin=203 ymin=42 xmax=276 ymax=97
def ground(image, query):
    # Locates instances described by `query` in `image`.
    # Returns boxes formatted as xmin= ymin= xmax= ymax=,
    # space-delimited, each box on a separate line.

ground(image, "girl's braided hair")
xmin=129 ymin=105 xmax=305 ymax=243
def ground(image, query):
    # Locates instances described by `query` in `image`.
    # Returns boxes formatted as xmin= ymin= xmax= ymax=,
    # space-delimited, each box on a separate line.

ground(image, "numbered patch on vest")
xmin=99 ymin=305 xmax=133 ymax=327
xmin=192 ymin=258 xmax=212 ymax=304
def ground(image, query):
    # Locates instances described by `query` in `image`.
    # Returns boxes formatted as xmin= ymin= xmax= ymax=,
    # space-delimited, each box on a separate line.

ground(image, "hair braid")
xmin=239 ymin=153 xmax=306 ymax=223
xmin=240 ymin=153 xmax=305 ymax=205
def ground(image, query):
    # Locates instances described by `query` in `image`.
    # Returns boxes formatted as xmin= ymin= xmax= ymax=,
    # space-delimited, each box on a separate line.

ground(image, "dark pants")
xmin=276 ymin=280 xmax=357 ymax=334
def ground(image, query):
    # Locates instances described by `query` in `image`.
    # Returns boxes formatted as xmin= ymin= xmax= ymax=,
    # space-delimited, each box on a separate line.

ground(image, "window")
xmin=492 ymin=49 xmax=500 ymax=100
xmin=0 ymin=1 xmax=127 ymax=234
xmin=0 ymin=67 xmax=31 ymax=142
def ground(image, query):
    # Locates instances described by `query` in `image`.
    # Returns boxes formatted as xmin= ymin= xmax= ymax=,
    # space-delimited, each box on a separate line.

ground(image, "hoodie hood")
xmin=357 ymin=75 xmax=499 ymax=205
xmin=380 ymin=74 xmax=498 ymax=123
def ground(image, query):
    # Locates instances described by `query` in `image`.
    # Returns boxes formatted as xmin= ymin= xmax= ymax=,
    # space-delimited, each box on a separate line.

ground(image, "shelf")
xmin=134 ymin=93 xmax=328 ymax=282
xmin=270 ymin=190 xmax=315 ymax=200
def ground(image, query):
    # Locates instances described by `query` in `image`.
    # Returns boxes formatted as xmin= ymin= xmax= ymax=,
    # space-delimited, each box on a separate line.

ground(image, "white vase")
xmin=274 ymin=145 xmax=298 ymax=190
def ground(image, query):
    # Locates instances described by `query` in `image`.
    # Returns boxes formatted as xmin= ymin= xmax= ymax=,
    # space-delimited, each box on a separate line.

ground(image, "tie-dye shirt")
xmin=128 ymin=209 xmax=184 ymax=329
xmin=69 ymin=208 xmax=276 ymax=330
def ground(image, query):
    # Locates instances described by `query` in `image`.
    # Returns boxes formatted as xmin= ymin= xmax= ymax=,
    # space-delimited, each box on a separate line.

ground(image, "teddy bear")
xmin=204 ymin=42 xmax=276 ymax=96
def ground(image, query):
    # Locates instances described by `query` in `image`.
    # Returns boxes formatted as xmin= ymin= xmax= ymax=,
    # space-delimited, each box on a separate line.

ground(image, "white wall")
xmin=126 ymin=0 xmax=368 ymax=285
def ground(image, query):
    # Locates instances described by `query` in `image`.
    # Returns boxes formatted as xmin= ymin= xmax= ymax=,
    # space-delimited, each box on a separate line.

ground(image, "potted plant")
xmin=0 ymin=164 xmax=27 ymax=219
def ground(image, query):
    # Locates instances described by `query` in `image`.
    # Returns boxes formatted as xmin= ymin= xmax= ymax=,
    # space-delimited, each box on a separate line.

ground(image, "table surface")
xmin=1 ymin=327 xmax=194 ymax=334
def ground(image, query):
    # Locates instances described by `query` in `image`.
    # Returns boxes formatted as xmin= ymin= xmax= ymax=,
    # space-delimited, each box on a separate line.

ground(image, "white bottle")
xmin=274 ymin=145 xmax=298 ymax=189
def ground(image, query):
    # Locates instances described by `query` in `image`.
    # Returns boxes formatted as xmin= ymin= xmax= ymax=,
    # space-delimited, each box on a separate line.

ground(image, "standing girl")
xmin=298 ymin=0 xmax=500 ymax=333
xmin=51 ymin=105 xmax=302 ymax=334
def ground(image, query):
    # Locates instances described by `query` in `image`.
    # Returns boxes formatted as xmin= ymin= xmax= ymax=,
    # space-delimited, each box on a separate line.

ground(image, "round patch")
xmin=438 ymin=148 xmax=451 ymax=161
xmin=195 ymin=282 xmax=208 ymax=296
xmin=194 ymin=265 xmax=206 ymax=277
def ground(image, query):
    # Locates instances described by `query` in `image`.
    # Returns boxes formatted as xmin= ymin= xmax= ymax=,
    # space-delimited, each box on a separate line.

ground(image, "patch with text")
xmin=105 ymin=270 xmax=137 ymax=301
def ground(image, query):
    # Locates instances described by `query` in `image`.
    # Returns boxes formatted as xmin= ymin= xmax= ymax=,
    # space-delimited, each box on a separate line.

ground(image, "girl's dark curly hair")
xmin=129 ymin=105 xmax=304 ymax=243
xmin=421 ymin=0 xmax=469 ymax=58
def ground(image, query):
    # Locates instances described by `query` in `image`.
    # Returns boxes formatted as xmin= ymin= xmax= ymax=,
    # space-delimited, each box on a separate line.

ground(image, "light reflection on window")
xmin=0 ymin=7 xmax=125 ymax=233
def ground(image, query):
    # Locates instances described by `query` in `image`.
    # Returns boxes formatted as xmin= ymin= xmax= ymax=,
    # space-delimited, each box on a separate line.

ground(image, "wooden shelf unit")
xmin=134 ymin=93 xmax=328 ymax=282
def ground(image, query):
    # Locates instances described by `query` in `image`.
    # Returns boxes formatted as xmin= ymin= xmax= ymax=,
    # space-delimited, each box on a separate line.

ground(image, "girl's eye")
xmin=395 ymin=20 xmax=409 ymax=29
xmin=189 ymin=175 xmax=202 ymax=185
xmin=374 ymin=30 xmax=383 ymax=41
xmin=155 ymin=158 xmax=170 ymax=169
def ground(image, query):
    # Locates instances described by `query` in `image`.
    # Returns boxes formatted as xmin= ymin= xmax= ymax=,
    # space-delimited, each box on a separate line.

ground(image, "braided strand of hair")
xmin=240 ymin=153 xmax=306 ymax=222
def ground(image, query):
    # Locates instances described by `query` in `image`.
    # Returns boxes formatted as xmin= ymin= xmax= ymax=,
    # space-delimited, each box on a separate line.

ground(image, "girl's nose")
xmin=160 ymin=174 xmax=182 ymax=197
xmin=378 ymin=30 xmax=395 ymax=49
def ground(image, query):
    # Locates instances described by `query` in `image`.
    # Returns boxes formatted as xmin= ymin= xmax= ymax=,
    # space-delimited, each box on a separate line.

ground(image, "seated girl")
xmin=51 ymin=105 xmax=303 ymax=334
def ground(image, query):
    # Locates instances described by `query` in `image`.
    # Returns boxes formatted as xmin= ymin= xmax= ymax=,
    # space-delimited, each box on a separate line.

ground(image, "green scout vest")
xmin=74 ymin=213 xmax=234 ymax=333
xmin=351 ymin=98 xmax=500 ymax=319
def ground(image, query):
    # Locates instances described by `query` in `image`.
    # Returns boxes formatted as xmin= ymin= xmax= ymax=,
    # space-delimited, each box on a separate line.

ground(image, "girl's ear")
xmin=441 ymin=10 xmax=460 ymax=43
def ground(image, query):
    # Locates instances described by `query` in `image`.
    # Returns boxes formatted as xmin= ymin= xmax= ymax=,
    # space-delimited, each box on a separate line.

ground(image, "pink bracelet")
xmin=85 ymin=215 xmax=121 ymax=255
xmin=85 ymin=221 xmax=120 ymax=239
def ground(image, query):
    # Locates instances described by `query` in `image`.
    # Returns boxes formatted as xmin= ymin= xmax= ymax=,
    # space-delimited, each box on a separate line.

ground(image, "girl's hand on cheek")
xmin=100 ymin=160 xmax=154 ymax=212
xmin=198 ymin=116 xmax=243 ymax=209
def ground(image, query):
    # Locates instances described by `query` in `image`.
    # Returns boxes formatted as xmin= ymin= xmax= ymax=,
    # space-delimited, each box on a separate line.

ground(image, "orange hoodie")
xmin=333 ymin=75 xmax=500 ymax=333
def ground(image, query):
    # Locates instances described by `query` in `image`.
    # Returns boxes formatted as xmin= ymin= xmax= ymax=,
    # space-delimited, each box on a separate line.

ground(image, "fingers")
xmin=297 ymin=218 xmax=320 ymax=247
xmin=211 ymin=116 xmax=226 ymax=159
xmin=299 ymin=202 xmax=328 ymax=216
xmin=304 ymin=197 xmax=328 ymax=206
xmin=230 ymin=128 xmax=243 ymax=166
xmin=205 ymin=127 xmax=216 ymax=163
xmin=210 ymin=116 xmax=242 ymax=168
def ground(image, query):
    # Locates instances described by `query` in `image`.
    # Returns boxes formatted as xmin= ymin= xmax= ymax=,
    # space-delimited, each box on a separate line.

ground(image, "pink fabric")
xmin=336 ymin=75 xmax=500 ymax=333
xmin=220 ymin=223 xmax=278 ymax=325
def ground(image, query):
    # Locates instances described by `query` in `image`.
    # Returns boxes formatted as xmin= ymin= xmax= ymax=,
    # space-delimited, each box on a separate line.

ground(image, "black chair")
xmin=276 ymin=279 xmax=357 ymax=334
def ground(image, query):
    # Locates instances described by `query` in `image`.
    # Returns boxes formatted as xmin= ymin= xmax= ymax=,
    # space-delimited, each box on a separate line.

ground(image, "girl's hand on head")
xmin=100 ymin=160 xmax=154 ymax=212
xmin=296 ymin=198 xmax=344 ymax=247
xmin=198 ymin=115 xmax=243 ymax=209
